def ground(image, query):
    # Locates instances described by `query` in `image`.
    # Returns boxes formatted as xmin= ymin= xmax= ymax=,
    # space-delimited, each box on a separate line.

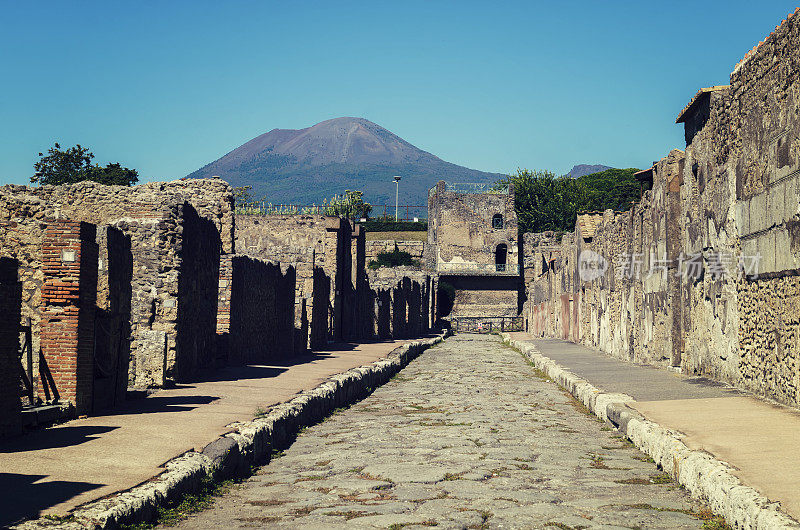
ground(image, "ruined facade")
xmin=234 ymin=214 xmax=356 ymax=349
xmin=525 ymin=8 xmax=800 ymax=408
xmin=0 ymin=179 xmax=233 ymax=389
xmin=0 ymin=176 xmax=434 ymax=435
xmin=426 ymin=180 xmax=521 ymax=320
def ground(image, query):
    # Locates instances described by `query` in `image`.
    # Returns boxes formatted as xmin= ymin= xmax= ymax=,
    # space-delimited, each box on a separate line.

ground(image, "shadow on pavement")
xmin=106 ymin=394 xmax=221 ymax=415
xmin=0 ymin=472 xmax=103 ymax=527
xmin=0 ymin=426 xmax=119 ymax=453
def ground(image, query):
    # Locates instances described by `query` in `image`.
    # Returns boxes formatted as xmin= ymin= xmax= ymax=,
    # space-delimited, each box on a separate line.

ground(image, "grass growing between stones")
xmin=120 ymin=476 xmax=239 ymax=529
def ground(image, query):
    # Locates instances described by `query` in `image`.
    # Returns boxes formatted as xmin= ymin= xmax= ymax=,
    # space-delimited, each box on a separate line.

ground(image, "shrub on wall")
xmin=368 ymin=245 xmax=421 ymax=269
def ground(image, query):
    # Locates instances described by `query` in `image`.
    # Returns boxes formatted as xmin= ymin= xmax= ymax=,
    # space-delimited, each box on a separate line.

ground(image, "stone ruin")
xmin=0 ymin=179 xmax=433 ymax=436
xmin=425 ymin=180 xmax=522 ymax=329
xmin=523 ymin=8 xmax=800 ymax=409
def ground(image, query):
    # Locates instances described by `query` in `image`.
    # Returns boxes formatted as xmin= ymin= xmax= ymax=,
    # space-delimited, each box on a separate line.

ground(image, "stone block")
xmin=741 ymin=238 xmax=758 ymax=271
xmin=785 ymin=173 xmax=800 ymax=220
xmin=735 ymin=199 xmax=750 ymax=237
xmin=767 ymin=181 xmax=786 ymax=228
xmin=773 ymin=227 xmax=798 ymax=272
xmin=750 ymin=191 xmax=768 ymax=233
xmin=756 ymin=231 xmax=777 ymax=274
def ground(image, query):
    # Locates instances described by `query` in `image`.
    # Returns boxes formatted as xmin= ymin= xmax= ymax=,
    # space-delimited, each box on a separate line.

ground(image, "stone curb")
xmin=15 ymin=333 xmax=448 ymax=529
xmin=500 ymin=333 xmax=800 ymax=530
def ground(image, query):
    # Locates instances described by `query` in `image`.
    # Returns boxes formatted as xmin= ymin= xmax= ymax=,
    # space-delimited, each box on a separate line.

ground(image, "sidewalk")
xmin=0 ymin=338 xmax=424 ymax=526
xmin=508 ymin=333 xmax=800 ymax=522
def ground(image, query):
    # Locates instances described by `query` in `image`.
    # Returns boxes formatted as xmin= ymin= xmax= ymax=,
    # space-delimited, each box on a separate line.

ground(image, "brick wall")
xmin=40 ymin=221 xmax=98 ymax=415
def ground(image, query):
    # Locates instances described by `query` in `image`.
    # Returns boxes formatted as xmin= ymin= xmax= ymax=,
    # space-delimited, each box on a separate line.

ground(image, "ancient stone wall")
xmin=367 ymin=267 xmax=430 ymax=339
xmin=730 ymin=9 xmax=800 ymax=405
xmin=523 ymin=8 xmax=800 ymax=407
xmin=174 ymin=205 xmax=222 ymax=380
xmin=426 ymin=180 xmax=521 ymax=320
xmin=93 ymin=226 xmax=133 ymax=411
xmin=426 ymin=181 xmax=518 ymax=270
xmin=365 ymin=240 xmax=424 ymax=267
xmin=227 ymin=256 xmax=295 ymax=364
xmin=0 ymin=179 xmax=232 ymax=389
xmin=234 ymin=215 xmax=359 ymax=349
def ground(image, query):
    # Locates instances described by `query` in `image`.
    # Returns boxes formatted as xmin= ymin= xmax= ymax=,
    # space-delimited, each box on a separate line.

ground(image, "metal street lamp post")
xmin=393 ymin=176 xmax=402 ymax=222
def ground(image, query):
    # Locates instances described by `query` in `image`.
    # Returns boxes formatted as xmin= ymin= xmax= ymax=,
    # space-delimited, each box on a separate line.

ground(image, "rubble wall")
xmin=523 ymin=9 xmax=800 ymax=407
xmin=365 ymin=240 xmax=424 ymax=266
xmin=731 ymin=10 xmax=800 ymax=405
xmin=0 ymin=179 xmax=233 ymax=389
xmin=367 ymin=267 xmax=431 ymax=339
xmin=235 ymin=215 xmax=337 ymax=349
xmin=228 ymin=256 xmax=295 ymax=364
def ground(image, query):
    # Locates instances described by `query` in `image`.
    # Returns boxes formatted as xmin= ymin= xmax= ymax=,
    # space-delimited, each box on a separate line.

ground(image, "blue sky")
xmin=0 ymin=1 xmax=795 ymax=185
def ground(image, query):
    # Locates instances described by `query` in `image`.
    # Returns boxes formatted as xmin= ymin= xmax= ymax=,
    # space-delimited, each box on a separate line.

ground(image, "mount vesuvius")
xmin=187 ymin=117 xmax=503 ymax=206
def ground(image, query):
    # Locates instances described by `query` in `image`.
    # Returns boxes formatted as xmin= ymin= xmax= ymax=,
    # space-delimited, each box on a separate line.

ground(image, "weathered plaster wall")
xmin=426 ymin=181 xmax=518 ymax=270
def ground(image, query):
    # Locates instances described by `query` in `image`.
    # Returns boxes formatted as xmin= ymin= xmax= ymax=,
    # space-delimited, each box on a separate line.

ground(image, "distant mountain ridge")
xmin=566 ymin=164 xmax=612 ymax=179
xmin=188 ymin=117 xmax=503 ymax=206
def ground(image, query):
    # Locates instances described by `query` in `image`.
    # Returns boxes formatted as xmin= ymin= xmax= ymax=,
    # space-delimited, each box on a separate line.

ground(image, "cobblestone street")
xmin=177 ymin=335 xmax=714 ymax=529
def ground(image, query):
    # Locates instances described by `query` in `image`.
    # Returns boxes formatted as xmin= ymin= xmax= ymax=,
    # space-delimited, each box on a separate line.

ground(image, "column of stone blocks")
xmin=40 ymin=220 xmax=98 ymax=415
xmin=216 ymin=254 xmax=233 ymax=362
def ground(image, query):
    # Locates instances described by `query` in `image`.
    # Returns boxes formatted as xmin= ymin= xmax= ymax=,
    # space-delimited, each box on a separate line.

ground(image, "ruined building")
xmin=426 ymin=180 xmax=521 ymax=327
xmin=524 ymin=8 xmax=800 ymax=409
xmin=0 ymin=178 xmax=434 ymax=436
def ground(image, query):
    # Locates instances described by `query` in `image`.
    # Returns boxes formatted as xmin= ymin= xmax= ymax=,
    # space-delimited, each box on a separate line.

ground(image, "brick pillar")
xmin=0 ymin=257 xmax=22 ymax=436
xmin=40 ymin=221 xmax=98 ymax=415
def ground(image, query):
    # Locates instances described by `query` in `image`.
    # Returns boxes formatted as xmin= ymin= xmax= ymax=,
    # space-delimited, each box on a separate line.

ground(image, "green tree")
xmin=31 ymin=143 xmax=138 ymax=186
xmin=497 ymin=169 xmax=588 ymax=233
xmin=574 ymin=168 xmax=643 ymax=212
xmin=323 ymin=189 xmax=372 ymax=219
xmin=233 ymin=185 xmax=255 ymax=207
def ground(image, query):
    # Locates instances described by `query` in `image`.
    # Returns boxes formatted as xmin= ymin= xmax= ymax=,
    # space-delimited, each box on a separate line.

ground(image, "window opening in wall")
xmin=495 ymin=244 xmax=507 ymax=271
xmin=492 ymin=214 xmax=504 ymax=229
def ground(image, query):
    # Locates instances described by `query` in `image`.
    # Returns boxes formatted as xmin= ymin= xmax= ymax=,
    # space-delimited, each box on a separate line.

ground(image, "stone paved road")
xmin=176 ymin=335 xmax=714 ymax=529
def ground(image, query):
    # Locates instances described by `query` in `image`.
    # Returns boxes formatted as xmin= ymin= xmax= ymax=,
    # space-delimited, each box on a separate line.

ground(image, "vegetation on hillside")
xmin=496 ymin=167 xmax=644 ymax=233
xmin=31 ymin=143 xmax=139 ymax=186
